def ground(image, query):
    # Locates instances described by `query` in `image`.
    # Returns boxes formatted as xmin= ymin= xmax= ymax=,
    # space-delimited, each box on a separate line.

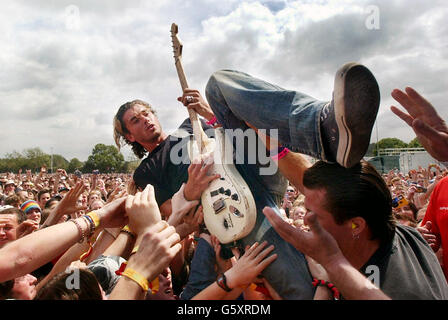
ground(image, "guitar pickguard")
xmin=187 ymin=127 xmax=257 ymax=244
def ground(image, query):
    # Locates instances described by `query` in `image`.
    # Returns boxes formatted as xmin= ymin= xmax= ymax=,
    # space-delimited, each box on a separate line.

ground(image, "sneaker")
xmin=320 ymin=62 xmax=380 ymax=168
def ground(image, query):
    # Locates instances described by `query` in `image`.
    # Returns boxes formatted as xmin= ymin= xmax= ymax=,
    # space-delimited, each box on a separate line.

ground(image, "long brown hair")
xmin=113 ymin=100 xmax=157 ymax=159
xmin=35 ymin=268 xmax=103 ymax=300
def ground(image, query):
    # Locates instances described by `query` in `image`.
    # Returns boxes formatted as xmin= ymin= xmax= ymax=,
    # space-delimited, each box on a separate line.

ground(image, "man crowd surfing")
xmin=1 ymin=62 xmax=448 ymax=300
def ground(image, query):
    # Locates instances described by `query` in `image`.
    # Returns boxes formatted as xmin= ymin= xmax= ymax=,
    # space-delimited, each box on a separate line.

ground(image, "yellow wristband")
xmin=149 ymin=278 xmax=159 ymax=294
xmin=121 ymin=225 xmax=136 ymax=237
xmin=121 ymin=268 xmax=149 ymax=292
xmin=131 ymin=245 xmax=139 ymax=255
xmin=87 ymin=211 xmax=100 ymax=228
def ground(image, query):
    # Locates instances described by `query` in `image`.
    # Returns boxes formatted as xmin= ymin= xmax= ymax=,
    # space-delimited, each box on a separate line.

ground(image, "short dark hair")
xmin=0 ymin=207 xmax=26 ymax=224
xmin=113 ymin=100 xmax=157 ymax=159
xmin=45 ymin=196 xmax=62 ymax=209
xmin=37 ymin=189 xmax=51 ymax=202
xmin=303 ymin=160 xmax=396 ymax=244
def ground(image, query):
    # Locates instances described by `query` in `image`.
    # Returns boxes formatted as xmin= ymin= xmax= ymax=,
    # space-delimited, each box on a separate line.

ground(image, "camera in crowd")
xmin=74 ymin=169 xmax=82 ymax=178
xmin=392 ymin=195 xmax=409 ymax=209
xmin=410 ymin=182 xmax=427 ymax=193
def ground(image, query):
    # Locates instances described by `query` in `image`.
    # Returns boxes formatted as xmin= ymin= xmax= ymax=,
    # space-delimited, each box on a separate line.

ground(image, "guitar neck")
xmin=174 ymin=57 xmax=207 ymax=152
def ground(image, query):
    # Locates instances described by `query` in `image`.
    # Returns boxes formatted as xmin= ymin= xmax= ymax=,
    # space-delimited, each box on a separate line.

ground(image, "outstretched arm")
xmin=262 ymin=208 xmax=390 ymax=300
xmin=0 ymin=197 xmax=128 ymax=282
xmin=391 ymin=87 xmax=448 ymax=161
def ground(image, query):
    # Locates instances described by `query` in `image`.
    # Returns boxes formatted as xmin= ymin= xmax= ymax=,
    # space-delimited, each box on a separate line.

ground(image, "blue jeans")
xmin=180 ymin=238 xmax=217 ymax=300
xmin=202 ymin=69 xmax=325 ymax=299
xmin=206 ymin=69 xmax=328 ymax=161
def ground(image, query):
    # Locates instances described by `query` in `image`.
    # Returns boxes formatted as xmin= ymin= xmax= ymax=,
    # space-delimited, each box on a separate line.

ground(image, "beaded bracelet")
xmin=83 ymin=215 xmax=95 ymax=237
xmin=69 ymin=219 xmax=86 ymax=243
xmin=120 ymin=225 xmax=136 ymax=238
xmin=312 ymin=278 xmax=340 ymax=300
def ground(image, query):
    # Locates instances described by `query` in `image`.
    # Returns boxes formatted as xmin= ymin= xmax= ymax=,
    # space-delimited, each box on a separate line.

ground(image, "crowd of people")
xmin=1 ymin=62 xmax=448 ymax=301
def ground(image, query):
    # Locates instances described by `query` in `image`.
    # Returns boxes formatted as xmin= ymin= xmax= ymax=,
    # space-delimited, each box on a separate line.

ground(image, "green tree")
xmin=3 ymin=151 xmax=26 ymax=172
xmin=23 ymin=148 xmax=51 ymax=172
xmin=408 ymin=137 xmax=423 ymax=148
xmin=83 ymin=144 xmax=125 ymax=173
xmin=375 ymin=138 xmax=408 ymax=155
xmin=121 ymin=160 xmax=141 ymax=173
xmin=67 ymin=158 xmax=84 ymax=173
xmin=51 ymin=154 xmax=69 ymax=172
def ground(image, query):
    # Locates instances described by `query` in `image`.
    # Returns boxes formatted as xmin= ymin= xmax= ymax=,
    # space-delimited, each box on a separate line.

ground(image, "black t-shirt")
xmin=133 ymin=118 xmax=213 ymax=206
xmin=360 ymin=224 xmax=448 ymax=300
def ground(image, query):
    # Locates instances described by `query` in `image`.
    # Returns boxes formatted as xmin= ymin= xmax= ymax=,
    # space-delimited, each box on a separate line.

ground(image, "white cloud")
xmin=0 ymin=0 xmax=447 ymax=162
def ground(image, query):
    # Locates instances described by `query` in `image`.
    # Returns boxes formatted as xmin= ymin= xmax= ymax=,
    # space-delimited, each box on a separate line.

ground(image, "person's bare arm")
xmin=0 ymin=197 xmax=127 ymax=282
xmin=263 ymin=208 xmax=390 ymax=300
xmin=192 ymin=241 xmax=277 ymax=300
xmin=102 ymin=228 xmax=136 ymax=260
xmin=41 ymin=181 xmax=88 ymax=228
xmin=109 ymin=221 xmax=181 ymax=300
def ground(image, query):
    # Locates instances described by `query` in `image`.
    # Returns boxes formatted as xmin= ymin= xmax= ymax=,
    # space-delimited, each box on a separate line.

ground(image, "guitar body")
xmin=171 ymin=23 xmax=256 ymax=244
xmin=187 ymin=128 xmax=257 ymax=244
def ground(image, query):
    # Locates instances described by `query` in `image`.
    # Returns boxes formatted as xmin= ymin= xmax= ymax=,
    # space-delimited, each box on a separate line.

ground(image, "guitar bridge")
xmin=229 ymin=205 xmax=244 ymax=218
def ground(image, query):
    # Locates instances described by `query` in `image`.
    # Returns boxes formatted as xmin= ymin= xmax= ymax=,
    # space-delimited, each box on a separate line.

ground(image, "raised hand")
xmin=55 ymin=181 xmax=88 ymax=215
xmin=391 ymin=87 xmax=448 ymax=161
xmin=178 ymin=89 xmax=215 ymax=121
xmin=183 ymin=158 xmax=220 ymax=201
xmin=42 ymin=181 xmax=88 ymax=227
xmin=16 ymin=220 xmax=39 ymax=238
xmin=125 ymin=221 xmax=181 ymax=281
xmin=416 ymin=221 xmax=440 ymax=251
xmin=125 ymin=184 xmax=161 ymax=237
xmin=262 ymin=207 xmax=342 ymax=268
xmin=225 ymin=241 xmax=277 ymax=289
xmin=95 ymin=196 xmax=128 ymax=229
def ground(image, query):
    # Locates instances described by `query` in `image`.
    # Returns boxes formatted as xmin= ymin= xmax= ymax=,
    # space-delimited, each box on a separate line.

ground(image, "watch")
xmin=216 ymin=273 xmax=232 ymax=292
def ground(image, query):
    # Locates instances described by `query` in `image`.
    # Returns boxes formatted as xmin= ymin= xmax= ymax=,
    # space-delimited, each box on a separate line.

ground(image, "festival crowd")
xmin=1 ymin=63 xmax=448 ymax=300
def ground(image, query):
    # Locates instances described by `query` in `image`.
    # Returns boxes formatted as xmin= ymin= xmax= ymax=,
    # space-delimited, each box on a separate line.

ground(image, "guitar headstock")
xmin=170 ymin=23 xmax=183 ymax=62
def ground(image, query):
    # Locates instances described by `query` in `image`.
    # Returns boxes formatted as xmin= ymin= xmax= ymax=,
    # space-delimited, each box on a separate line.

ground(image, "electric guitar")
xmin=170 ymin=23 xmax=256 ymax=244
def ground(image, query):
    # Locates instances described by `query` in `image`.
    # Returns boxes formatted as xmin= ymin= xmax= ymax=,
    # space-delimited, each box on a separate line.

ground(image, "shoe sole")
xmin=334 ymin=63 xmax=380 ymax=168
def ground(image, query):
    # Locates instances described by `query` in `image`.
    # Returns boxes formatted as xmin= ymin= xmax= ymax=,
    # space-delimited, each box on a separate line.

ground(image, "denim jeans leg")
xmin=238 ymin=168 xmax=315 ymax=300
xmin=205 ymin=69 xmax=328 ymax=160
xmin=179 ymin=238 xmax=217 ymax=300
xmin=204 ymin=69 xmax=318 ymax=299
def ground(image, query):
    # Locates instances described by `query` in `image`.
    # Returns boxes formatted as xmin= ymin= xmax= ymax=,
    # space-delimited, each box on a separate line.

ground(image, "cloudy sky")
xmin=1 ymin=0 xmax=447 ymax=162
